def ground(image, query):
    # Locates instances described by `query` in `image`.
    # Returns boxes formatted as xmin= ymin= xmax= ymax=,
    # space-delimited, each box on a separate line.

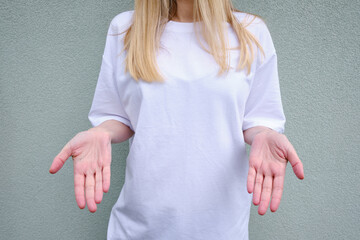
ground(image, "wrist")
xmin=87 ymin=126 xmax=112 ymax=142
xmin=243 ymin=126 xmax=274 ymax=145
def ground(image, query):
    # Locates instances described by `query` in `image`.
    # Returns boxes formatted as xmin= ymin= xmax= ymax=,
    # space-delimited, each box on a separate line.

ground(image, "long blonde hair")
xmin=118 ymin=0 xmax=265 ymax=83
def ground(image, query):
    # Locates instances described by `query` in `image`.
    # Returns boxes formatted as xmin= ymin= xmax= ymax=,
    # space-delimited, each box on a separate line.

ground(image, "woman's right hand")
xmin=49 ymin=128 xmax=112 ymax=213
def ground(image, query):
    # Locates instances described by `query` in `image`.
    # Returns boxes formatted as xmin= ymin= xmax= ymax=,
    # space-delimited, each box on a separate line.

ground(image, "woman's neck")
xmin=171 ymin=0 xmax=194 ymax=22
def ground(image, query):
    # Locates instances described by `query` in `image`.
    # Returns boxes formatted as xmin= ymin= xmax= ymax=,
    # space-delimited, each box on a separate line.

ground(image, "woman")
xmin=49 ymin=0 xmax=304 ymax=239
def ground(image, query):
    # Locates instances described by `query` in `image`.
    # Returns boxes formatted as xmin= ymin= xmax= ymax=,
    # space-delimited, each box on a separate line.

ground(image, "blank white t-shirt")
xmin=88 ymin=9 xmax=285 ymax=240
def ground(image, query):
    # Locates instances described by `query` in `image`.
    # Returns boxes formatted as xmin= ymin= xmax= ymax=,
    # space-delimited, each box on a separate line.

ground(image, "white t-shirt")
xmin=88 ymin=9 xmax=285 ymax=240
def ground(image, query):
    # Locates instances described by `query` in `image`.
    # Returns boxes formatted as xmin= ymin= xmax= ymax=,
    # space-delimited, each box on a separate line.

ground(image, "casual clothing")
xmin=88 ymin=9 xmax=285 ymax=240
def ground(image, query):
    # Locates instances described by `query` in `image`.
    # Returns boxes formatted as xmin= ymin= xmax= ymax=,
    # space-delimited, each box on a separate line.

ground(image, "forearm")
xmin=243 ymin=126 xmax=273 ymax=145
xmin=87 ymin=119 xmax=135 ymax=144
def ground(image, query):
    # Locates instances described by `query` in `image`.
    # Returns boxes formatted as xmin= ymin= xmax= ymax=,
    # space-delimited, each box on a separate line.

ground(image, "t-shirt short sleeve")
xmin=242 ymin=19 xmax=286 ymax=134
xmin=88 ymin=18 xmax=132 ymax=129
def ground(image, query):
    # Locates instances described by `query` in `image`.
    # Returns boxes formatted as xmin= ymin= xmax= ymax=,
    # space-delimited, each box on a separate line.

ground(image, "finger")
xmin=74 ymin=173 xmax=85 ymax=209
xmin=49 ymin=142 xmax=72 ymax=174
xmin=270 ymin=175 xmax=285 ymax=212
xmin=258 ymin=175 xmax=273 ymax=215
xmin=286 ymin=144 xmax=304 ymax=180
xmin=85 ymin=172 xmax=97 ymax=213
xmin=252 ymin=172 xmax=263 ymax=205
xmin=247 ymin=166 xmax=256 ymax=193
xmin=102 ymin=165 xmax=111 ymax=193
xmin=95 ymin=169 xmax=103 ymax=204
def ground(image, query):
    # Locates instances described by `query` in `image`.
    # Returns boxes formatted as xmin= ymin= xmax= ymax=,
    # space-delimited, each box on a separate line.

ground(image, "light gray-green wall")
xmin=1 ymin=1 xmax=358 ymax=239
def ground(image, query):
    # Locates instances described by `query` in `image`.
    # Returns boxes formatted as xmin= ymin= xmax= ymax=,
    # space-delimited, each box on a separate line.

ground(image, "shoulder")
xmin=232 ymin=11 xmax=269 ymax=35
xmin=108 ymin=10 xmax=135 ymax=34
xmin=233 ymin=11 xmax=275 ymax=53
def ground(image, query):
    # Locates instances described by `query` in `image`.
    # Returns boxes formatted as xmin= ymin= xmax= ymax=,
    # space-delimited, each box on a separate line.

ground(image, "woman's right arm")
xmin=49 ymin=14 xmax=135 ymax=213
xmin=89 ymin=119 xmax=134 ymax=144
xmin=49 ymin=119 xmax=134 ymax=213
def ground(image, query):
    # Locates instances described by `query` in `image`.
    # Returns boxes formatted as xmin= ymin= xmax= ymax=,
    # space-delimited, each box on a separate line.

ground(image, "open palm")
xmin=247 ymin=130 xmax=304 ymax=215
xmin=49 ymin=130 xmax=112 ymax=213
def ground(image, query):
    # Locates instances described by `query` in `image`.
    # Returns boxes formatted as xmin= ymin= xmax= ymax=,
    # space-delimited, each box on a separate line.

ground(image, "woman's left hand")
xmin=246 ymin=129 xmax=304 ymax=215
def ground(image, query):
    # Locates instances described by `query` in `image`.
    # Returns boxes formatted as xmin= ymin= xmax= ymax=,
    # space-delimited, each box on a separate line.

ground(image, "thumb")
xmin=286 ymin=143 xmax=304 ymax=180
xmin=49 ymin=141 xmax=72 ymax=174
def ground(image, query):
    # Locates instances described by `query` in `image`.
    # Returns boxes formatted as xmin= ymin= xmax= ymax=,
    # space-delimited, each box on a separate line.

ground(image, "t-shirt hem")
xmin=89 ymin=115 xmax=132 ymax=130
xmin=242 ymin=121 xmax=285 ymax=134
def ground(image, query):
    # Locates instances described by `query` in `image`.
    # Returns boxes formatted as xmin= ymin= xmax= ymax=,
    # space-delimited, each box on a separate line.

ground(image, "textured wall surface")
xmin=1 ymin=0 xmax=359 ymax=239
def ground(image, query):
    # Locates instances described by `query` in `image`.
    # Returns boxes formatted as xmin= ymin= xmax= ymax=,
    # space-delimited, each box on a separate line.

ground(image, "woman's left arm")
xmin=243 ymin=126 xmax=304 ymax=215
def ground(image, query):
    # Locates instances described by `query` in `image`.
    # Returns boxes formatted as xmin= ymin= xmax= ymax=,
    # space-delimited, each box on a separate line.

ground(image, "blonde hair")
xmin=117 ymin=0 xmax=265 ymax=83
